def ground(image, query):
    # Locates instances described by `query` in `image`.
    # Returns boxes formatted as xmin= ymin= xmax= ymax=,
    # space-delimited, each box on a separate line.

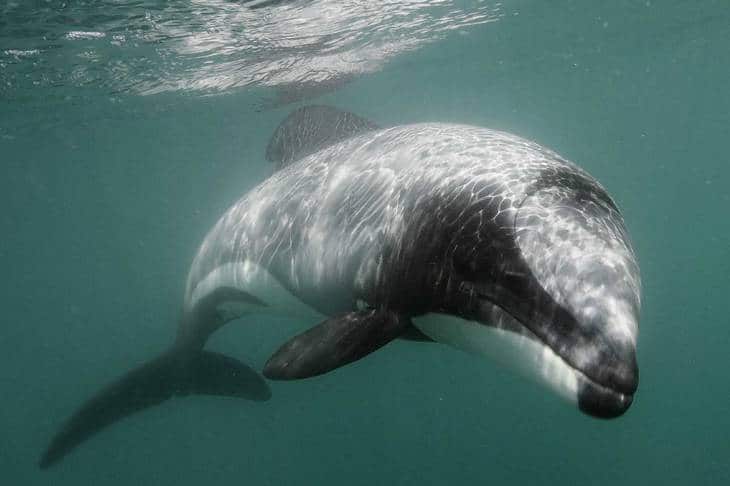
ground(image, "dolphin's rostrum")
xmin=40 ymin=105 xmax=641 ymax=468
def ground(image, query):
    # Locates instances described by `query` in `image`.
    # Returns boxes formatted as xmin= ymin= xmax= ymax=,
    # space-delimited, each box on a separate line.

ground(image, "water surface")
xmin=1 ymin=1 xmax=728 ymax=484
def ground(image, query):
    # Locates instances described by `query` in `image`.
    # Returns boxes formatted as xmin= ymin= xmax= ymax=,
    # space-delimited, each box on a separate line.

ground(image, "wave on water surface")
xmin=0 ymin=0 xmax=501 ymax=103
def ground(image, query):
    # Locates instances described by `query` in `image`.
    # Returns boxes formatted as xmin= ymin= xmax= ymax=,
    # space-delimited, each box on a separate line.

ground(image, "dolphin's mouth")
xmin=576 ymin=372 xmax=634 ymax=419
xmin=413 ymin=306 xmax=635 ymax=418
xmin=528 ymin=324 xmax=635 ymax=418
xmin=475 ymin=299 xmax=636 ymax=418
xmin=510 ymin=182 xmax=640 ymax=417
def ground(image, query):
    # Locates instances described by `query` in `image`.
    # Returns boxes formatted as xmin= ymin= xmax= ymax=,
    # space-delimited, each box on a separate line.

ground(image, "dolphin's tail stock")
xmin=39 ymin=348 xmax=270 ymax=469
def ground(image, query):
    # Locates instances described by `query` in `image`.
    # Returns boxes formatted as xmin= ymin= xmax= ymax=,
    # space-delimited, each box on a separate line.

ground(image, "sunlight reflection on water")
xmin=0 ymin=0 xmax=501 ymax=101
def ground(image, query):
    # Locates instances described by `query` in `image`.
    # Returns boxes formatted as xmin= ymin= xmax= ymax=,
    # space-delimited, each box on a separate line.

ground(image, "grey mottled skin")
xmin=40 ymin=111 xmax=643 ymax=470
xmin=185 ymin=122 xmax=640 ymax=411
xmin=189 ymin=124 xmax=547 ymax=312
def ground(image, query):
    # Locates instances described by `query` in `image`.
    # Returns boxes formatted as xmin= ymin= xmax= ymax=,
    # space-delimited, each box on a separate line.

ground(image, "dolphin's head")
xmin=419 ymin=165 xmax=641 ymax=419
xmin=508 ymin=167 xmax=641 ymax=417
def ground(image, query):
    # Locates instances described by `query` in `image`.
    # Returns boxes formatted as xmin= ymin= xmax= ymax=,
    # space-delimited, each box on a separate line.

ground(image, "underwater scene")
xmin=1 ymin=1 xmax=728 ymax=484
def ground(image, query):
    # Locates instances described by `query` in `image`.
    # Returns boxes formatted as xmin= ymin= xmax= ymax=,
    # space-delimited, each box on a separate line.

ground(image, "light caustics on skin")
xmin=186 ymin=122 xmax=641 ymax=414
xmin=38 ymin=113 xmax=641 ymax=469
xmin=0 ymin=0 xmax=501 ymax=99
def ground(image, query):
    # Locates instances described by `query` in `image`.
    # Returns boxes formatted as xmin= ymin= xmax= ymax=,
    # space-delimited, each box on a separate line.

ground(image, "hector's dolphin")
xmin=40 ymin=105 xmax=641 ymax=468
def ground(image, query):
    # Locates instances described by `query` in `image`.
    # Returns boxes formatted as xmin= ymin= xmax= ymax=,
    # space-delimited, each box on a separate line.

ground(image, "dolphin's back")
xmin=184 ymin=122 xmax=578 ymax=316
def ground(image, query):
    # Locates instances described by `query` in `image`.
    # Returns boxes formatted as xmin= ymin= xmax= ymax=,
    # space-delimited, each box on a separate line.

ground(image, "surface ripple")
xmin=0 ymin=0 xmax=501 ymax=101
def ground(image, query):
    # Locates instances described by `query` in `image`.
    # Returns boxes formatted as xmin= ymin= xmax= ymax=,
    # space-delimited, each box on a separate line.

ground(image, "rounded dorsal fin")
xmin=266 ymin=105 xmax=379 ymax=170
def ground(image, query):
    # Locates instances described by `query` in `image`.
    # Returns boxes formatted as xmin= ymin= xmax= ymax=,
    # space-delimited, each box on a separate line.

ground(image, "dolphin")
xmin=40 ymin=105 xmax=641 ymax=469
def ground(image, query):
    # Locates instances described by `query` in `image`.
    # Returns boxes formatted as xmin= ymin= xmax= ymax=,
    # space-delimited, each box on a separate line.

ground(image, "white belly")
xmin=412 ymin=313 xmax=580 ymax=404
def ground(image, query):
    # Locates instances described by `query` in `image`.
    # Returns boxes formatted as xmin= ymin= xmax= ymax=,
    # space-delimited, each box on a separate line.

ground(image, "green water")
xmin=1 ymin=1 xmax=729 ymax=484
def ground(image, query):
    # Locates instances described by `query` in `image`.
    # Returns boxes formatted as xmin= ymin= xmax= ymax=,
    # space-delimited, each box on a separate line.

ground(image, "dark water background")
xmin=1 ymin=1 xmax=729 ymax=484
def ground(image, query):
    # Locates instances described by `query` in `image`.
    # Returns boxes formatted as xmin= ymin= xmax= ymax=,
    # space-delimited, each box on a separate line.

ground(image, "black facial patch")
xmin=368 ymin=167 xmax=633 ymax=396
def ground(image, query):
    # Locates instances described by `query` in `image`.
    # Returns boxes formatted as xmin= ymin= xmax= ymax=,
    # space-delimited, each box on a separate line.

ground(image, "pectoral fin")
xmin=263 ymin=309 xmax=409 ymax=380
